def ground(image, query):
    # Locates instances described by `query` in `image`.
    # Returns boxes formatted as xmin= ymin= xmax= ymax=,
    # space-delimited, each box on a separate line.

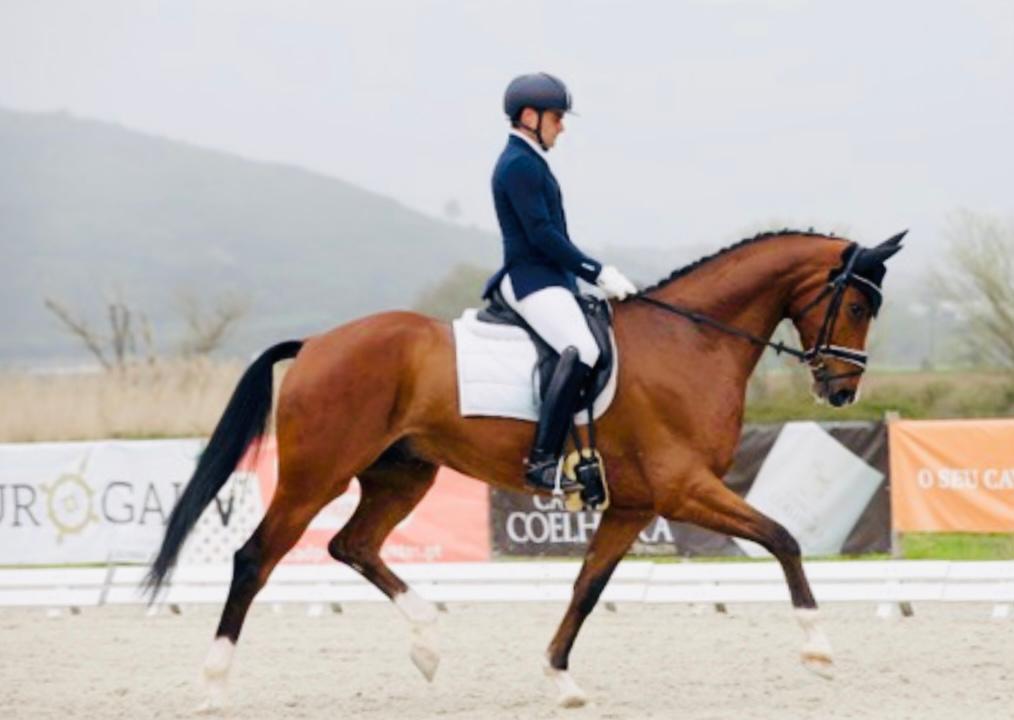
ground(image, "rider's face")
xmin=540 ymin=110 xmax=565 ymax=148
xmin=518 ymin=108 xmax=565 ymax=149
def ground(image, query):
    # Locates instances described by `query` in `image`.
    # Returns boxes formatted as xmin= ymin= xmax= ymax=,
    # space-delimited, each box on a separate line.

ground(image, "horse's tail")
xmin=144 ymin=340 xmax=304 ymax=598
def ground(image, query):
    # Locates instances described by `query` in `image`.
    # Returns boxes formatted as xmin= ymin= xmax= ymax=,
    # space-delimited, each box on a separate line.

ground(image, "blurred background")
xmin=2 ymin=0 xmax=1013 ymax=440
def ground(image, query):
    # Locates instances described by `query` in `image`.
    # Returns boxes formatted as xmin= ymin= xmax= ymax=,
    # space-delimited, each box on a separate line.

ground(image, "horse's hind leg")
xmin=545 ymin=507 xmax=652 ymax=707
xmin=327 ymin=449 xmax=441 ymax=680
xmin=661 ymin=470 xmax=833 ymax=678
xmin=200 ymin=466 xmax=354 ymax=712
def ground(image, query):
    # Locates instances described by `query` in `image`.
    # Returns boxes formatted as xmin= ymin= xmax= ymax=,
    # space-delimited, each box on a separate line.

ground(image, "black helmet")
xmin=503 ymin=73 xmax=573 ymax=121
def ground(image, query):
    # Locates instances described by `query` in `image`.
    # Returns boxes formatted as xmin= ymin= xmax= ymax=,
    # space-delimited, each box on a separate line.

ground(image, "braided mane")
xmin=640 ymin=228 xmax=841 ymax=294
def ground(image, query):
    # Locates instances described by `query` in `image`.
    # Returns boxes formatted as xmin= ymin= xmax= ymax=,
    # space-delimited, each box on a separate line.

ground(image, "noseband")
xmin=633 ymin=242 xmax=877 ymax=385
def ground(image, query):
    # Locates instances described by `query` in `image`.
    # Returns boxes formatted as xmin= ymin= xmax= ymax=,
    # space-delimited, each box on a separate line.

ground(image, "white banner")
xmin=734 ymin=422 xmax=884 ymax=558
xmin=0 ymin=439 xmax=259 ymax=565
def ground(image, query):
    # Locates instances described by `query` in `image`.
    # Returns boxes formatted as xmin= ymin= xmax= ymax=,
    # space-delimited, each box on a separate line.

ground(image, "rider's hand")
xmin=596 ymin=265 xmax=638 ymax=300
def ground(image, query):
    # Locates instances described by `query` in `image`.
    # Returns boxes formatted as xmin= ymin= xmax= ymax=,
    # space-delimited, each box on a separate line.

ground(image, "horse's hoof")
xmin=196 ymin=681 xmax=230 ymax=715
xmin=199 ymin=637 xmax=233 ymax=714
xmin=544 ymin=664 xmax=587 ymax=708
xmin=558 ymin=688 xmax=588 ymax=709
xmin=194 ymin=698 xmax=227 ymax=715
xmin=802 ymin=653 xmax=835 ymax=680
xmin=410 ymin=642 xmax=440 ymax=682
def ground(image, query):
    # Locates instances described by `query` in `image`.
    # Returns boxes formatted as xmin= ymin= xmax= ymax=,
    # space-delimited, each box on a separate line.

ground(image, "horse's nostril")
xmin=829 ymin=389 xmax=855 ymax=407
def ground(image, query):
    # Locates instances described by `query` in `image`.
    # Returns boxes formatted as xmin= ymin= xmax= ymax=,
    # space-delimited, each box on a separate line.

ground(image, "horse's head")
xmin=788 ymin=231 xmax=905 ymax=407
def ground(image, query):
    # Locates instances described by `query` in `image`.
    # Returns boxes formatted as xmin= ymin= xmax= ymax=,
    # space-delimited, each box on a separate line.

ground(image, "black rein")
xmin=630 ymin=241 xmax=871 ymax=382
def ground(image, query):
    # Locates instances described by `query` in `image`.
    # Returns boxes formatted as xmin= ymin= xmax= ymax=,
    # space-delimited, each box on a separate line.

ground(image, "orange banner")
xmin=242 ymin=439 xmax=491 ymax=562
xmin=889 ymin=419 xmax=1014 ymax=532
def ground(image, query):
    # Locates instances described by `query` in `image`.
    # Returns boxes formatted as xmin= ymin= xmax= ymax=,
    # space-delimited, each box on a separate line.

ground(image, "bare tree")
xmin=45 ymin=289 xmax=245 ymax=369
xmin=935 ymin=210 xmax=1014 ymax=369
xmin=44 ymin=295 xmax=147 ymax=371
xmin=44 ymin=297 xmax=113 ymax=369
xmin=177 ymin=292 xmax=250 ymax=357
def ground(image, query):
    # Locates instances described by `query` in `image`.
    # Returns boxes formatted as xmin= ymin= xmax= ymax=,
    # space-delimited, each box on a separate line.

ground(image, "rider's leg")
xmin=525 ymin=347 xmax=588 ymax=488
xmin=501 ymin=276 xmax=600 ymax=368
xmin=501 ymin=277 xmax=600 ymax=489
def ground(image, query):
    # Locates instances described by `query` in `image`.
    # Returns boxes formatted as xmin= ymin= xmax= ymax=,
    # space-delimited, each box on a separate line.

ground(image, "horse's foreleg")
xmin=327 ymin=457 xmax=440 ymax=681
xmin=545 ymin=507 xmax=652 ymax=707
xmin=661 ymin=474 xmax=833 ymax=678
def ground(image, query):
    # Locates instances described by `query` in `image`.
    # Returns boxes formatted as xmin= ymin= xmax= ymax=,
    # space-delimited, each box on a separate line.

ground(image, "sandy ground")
xmin=1 ymin=602 xmax=1011 ymax=719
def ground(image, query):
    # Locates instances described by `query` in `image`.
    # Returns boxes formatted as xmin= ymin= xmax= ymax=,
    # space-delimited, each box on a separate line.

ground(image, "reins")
xmin=631 ymin=241 xmax=873 ymax=382
xmin=632 ymin=294 xmax=809 ymax=361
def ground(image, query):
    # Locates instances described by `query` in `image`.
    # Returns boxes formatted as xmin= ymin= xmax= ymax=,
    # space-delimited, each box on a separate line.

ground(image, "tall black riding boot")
xmin=525 ymin=347 xmax=591 ymax=491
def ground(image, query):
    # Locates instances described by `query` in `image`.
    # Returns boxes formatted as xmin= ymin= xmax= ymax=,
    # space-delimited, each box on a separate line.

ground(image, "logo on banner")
xmin=915 ymin=467 xmax=1014 ymax=491
xmin=41 ymin=455 xmax=100 ymax=543
xmin=492 ymin=491 xmax=675 ymax=556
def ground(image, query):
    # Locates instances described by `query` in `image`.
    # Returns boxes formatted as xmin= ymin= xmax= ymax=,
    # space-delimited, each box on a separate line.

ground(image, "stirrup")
xmin=525 ymin=456 xmax=579 ymax=494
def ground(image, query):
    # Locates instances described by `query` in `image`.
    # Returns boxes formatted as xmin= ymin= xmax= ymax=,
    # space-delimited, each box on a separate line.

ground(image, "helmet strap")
xmin=534 ymin=110 xmax=548 ymax=151
xmin=517 ymin=110 xmax=549 ymax=151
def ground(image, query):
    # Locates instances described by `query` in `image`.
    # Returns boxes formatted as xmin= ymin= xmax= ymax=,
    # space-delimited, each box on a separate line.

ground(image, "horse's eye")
xmin=849 ymin=303 xmax=867 ymax=321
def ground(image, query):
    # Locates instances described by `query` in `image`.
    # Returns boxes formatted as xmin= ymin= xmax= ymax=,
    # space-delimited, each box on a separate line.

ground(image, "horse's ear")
xmin=866 ymin=230 xmax=906 ymax=263
xmin=879 ymin=229 xmax=907 ymax=249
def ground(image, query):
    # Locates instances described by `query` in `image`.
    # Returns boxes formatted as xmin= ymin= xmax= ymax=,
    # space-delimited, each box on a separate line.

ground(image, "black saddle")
xmin=476 ymin=288 xmax=615 ymax=406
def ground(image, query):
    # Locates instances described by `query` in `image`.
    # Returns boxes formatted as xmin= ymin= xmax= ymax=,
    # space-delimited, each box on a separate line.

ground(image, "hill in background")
xmin=0 ymin=107 xmax=500 ymax=365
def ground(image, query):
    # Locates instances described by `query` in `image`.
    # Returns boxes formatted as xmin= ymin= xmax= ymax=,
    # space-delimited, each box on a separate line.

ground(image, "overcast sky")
xmin=2 ymin=0 xmax=1012 ymax=265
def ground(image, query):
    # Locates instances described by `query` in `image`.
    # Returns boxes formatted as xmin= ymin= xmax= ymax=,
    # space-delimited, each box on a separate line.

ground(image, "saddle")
xmin=476 ymin=287 xmax=615 ymax=403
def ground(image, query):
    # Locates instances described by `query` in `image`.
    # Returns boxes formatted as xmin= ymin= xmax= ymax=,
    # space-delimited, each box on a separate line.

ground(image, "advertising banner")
xmin=0 ymin=438 xmax=491 ymax=565
xmin=0 ymin=439 xmax=200 ymax=564
xmin=2 ymin=419 xmax=897 ymax=565
xmin=734 ymin=422 xmax=884 ymax=557
xmin=889 ymin=419 xmax=1014 ymax=532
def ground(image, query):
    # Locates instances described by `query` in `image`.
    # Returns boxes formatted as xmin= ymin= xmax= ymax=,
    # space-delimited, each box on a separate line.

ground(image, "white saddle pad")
xmin=451 ymin=308 xmax=618 ymax=424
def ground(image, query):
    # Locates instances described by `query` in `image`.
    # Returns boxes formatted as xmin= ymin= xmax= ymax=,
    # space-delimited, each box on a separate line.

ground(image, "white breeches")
xmin=501 ymin=275 xmax=600 ymax=368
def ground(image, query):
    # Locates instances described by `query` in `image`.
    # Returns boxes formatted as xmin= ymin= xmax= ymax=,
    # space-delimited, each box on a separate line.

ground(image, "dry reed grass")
xmin=0 ymin=359 xmax=259 ymax=442
xmin=3 ymin=360 xmax=1010 ymax=443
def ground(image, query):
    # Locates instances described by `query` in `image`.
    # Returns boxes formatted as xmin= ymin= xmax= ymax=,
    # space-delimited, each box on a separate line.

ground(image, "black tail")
xmin=144 ymin=340 xmax=303 ymax=598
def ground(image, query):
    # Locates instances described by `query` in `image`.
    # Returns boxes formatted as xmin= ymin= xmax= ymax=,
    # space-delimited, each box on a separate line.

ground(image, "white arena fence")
xmin=1 ymin=561 xmax=1012 ymax=618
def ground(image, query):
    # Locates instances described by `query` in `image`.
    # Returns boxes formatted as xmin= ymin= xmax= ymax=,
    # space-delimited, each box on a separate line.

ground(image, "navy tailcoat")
xmin=483 ymin=135 xmax=602 ymax=300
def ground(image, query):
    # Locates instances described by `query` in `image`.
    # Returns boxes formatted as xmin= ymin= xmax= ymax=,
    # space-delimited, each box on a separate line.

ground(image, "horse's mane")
xmin=641 ymin=228 xmax=841 ymax=294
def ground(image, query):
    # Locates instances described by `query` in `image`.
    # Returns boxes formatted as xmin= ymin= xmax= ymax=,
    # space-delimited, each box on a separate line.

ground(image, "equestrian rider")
xmin=483 ymin=72 xmax=638 ymax=491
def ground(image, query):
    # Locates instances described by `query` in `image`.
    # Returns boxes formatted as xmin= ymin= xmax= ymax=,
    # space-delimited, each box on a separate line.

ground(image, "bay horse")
xmin=147 ymin=229 xmax=904 ymax=710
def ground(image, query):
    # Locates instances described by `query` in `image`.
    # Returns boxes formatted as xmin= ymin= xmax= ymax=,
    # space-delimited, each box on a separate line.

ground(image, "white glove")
xmin=595 ymin=265 xmax=638 ymax=300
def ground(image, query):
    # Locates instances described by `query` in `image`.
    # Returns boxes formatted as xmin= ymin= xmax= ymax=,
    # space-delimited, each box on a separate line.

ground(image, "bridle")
xmin=633 ymin=242 xmax=877 ymax=387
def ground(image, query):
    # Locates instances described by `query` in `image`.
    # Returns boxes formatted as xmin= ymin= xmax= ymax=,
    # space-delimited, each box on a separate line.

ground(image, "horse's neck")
xmin=644 ymin=236 xmax=830 ymax=372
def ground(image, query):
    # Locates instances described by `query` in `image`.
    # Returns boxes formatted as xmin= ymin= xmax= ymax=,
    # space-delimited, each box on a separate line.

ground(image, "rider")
xmin=483 ymin=72 xmax=639 ymax=491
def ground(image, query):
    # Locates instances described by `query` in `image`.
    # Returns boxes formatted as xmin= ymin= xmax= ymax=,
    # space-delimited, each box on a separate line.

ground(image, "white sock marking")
xmin=394 ymin=589 xmax=440 ymax=682
xmin=544 ymin=660 xmax=587 ymax=708
xmin=795 ymin=608 xmax=834 ymax=678
xmin=394 ymin=589 xmax=438 ymax=625
xmin=198 ymin=637 xmax=234 ymax=713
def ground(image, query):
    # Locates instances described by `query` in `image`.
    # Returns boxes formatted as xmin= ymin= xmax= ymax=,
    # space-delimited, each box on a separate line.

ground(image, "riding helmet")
xmin=503 ymin=73 xmax=574 ymax=121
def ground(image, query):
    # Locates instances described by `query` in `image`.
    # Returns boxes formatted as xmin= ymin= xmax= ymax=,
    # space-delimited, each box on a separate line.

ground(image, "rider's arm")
xmin=500 ymin=155 xmax=602 ymax=283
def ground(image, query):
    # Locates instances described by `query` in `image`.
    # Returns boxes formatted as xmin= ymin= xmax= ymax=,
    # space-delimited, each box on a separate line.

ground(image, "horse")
xmin=147 ymin=228 xmax=904 ymax=710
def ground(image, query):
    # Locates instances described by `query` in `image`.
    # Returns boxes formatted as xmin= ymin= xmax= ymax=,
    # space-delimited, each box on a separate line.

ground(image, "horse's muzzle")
xmin=828 ymin=387 xmax=856 ymax=407
xmin=810 ymin=364 xmax=861 ymax=407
